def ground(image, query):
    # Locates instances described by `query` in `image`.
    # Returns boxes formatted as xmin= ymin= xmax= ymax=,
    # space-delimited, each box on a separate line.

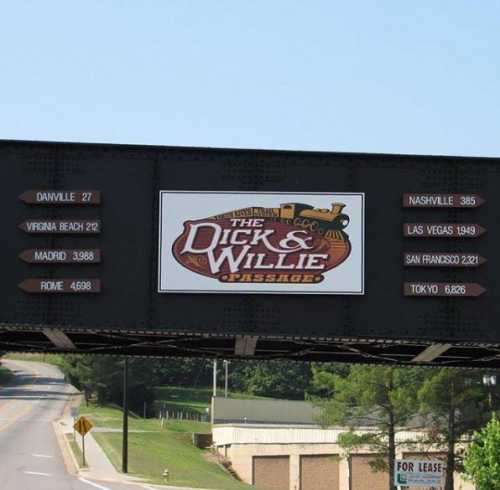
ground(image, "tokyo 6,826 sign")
xmin=158 ymin=191 xmax=364 ymax=294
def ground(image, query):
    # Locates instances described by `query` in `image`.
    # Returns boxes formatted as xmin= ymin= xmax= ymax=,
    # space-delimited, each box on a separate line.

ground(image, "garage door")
xmin=351 ymin=455 xmax=389 ymax=490
xmin=253 ymin=456 xmax=290 ymax=490
xmin=300 ymin=455 xmax=339 ymax=490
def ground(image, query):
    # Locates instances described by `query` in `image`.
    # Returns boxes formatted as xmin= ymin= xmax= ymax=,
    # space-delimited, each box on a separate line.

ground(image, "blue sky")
xmin=1 ymin=1 xmax=500 ymax=156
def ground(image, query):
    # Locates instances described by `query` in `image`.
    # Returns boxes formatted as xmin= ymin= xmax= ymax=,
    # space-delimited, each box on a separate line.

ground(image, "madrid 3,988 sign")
xmin=0 ymin=139 xmax=498 ymax=367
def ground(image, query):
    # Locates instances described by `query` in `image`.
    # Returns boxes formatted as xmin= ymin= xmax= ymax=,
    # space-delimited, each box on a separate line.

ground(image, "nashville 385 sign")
xmin=158 ymin=192 xmax=364 ymax=294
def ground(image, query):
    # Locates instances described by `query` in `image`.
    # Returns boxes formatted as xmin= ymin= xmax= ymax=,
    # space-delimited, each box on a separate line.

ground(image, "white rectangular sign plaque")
xmin=394 ymin=459 xmax=444 ymax=487
xmin=158 ymin=191 xmax=364 ymax=294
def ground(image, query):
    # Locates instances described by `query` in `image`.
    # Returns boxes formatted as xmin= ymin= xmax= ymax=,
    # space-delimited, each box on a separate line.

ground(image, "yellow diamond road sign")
xmin=74 ymin=416 xmax=93 ymax=437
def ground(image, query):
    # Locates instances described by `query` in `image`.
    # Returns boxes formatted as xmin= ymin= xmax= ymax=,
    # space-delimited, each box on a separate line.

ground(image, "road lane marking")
xmin=0 ymin=401 xmax=37 ymax=432
xmin=79 ymin=477 xmax=112 ymax=489
xmin=32 ymin=453 xmax=53 ymax=458
xmin=24 ymin=470 xmax=53 ymax=477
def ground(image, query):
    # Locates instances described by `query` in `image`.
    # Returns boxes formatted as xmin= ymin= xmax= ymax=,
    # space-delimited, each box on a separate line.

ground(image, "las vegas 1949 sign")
xmin=158 ymin=192 xmax=364 ymax=294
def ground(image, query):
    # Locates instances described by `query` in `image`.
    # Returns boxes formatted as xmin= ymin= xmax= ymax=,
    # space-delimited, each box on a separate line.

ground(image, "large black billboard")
xmin=1 ymin=139 xmax=499 ymax=367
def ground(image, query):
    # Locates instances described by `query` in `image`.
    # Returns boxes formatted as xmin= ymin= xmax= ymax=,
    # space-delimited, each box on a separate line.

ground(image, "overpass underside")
xmin=1 ymin=327 xmax=499 ymax=368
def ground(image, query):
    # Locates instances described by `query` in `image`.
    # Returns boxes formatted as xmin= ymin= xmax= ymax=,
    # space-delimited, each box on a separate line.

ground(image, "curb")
xmin=53 ymin=419 xmax=81 ymax=475
xmin=53 ymin=378 xmax=85 ymax=475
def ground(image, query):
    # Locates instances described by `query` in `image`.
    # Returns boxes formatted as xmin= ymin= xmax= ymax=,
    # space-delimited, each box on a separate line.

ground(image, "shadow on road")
xmin=0 ymin=370 xmax=71 ymax=401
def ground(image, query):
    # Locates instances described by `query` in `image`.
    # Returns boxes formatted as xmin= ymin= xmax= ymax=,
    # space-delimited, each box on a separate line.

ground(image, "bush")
xmin=463 ymin=416 xmax=500 ymax=489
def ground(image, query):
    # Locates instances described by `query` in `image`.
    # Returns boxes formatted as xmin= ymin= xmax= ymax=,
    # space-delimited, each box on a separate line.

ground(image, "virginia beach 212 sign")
xmin=158 ymin=192 xmax=364 ymax=294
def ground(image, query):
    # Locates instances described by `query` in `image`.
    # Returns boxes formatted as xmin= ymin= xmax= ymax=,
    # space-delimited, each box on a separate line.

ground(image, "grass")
xmin=81 ymin=404 xmax=252 ymax=489
xmin=154 ymin=385 xmax=268 ymax=414
xmin=79 ymin=403 xmax=210 ymax=433
xmin=94 ymin=432 xmax=254 ymax=489
xmin=0 ymin=365 xmax=13 ymax=386
xmin=66 ymin=433 xmax=88 ymax=468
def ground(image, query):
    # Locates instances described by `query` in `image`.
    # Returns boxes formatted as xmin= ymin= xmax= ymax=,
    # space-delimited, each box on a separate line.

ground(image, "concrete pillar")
xmin=339 ymin=456 xmax=350 ymax=490
xmin=289 ymin=454 xmax=300 ymax=490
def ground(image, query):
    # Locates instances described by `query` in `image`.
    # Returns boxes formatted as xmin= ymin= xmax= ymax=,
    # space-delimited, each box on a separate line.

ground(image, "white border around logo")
xmin=158 ymin=191 xmax=365 ymax=295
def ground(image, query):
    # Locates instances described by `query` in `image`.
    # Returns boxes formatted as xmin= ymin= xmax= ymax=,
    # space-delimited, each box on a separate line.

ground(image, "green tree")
xmin=418 ymin=369 xmax=492 ymax=490
xmin=229 ymin=360 xmax=312 ymax=399
xmin=314 ymin=365 xmax=423 ymax=490
xmin=309 ymin=362 xmax=350 ymax=398
xmin=152 ymin=358 xmax=213 ymax=387
xmin=64 ymin=355 xmax=157 ymax=413
xmin=463 ymin=416 xmax=500 ymax=489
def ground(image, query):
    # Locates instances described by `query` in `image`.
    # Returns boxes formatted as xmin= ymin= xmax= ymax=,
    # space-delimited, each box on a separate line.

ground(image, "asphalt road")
xmin=0 ymin=359 xmax=158 ymax=490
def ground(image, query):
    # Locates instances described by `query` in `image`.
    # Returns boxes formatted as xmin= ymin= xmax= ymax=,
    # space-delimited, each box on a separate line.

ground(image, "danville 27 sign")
xmin=158 ymin=192 xmax=365 ymax=294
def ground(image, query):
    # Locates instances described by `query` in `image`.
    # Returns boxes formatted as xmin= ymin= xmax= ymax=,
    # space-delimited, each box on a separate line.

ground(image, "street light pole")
xmin=482 ymin=374 xmax=497 ymax=416
xmin=213 ymin=359 xmax=217 ymax=398
xmin=224 ymin=360 xmax=229 ymax=398
xmin=122 ymin=357 xmax=129 ymax=474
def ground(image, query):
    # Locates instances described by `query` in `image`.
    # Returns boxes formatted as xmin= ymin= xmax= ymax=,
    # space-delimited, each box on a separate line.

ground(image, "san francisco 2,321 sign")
xmin=158 ymin=192 xmax=365 ymax=294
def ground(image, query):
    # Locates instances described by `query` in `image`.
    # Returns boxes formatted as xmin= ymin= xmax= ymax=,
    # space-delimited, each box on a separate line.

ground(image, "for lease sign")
xmin=158 ymin=191 xmax=364 ymax=294
xmin=394 ymin=459 xmax=444 ymax=487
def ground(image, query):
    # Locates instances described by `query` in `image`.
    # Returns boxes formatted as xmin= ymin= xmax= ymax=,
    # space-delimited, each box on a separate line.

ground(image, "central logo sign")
xmin=158 ymin=192 xmax=364 ymax=294
xmin=172 ymin=202 xmax=351 ymax=284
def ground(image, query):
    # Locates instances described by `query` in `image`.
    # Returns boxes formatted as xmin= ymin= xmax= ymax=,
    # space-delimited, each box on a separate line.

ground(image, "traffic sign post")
xmin=70 ymin=406 xmax=80 ymax=441
xmin=122 ymin=357 xmax=129 ymax=474
xmin=73 ymin=416 xmax=93 ymax=467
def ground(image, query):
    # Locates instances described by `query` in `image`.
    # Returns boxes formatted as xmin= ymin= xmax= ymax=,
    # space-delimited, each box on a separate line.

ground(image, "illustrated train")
xmin=210 ymin=202 xmax=350 ymax=232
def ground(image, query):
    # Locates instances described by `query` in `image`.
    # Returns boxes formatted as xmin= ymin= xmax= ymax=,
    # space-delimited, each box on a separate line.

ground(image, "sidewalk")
xmin=57 ymin=415 xmax=226 ymax=490
xmin=58 ymin=414 xmax=142 ymax=484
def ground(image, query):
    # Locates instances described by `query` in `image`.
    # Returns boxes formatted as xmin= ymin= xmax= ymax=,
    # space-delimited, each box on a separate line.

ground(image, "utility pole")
xmin=224 ymin=360 xmax=229 ymax=398
xmin=483 ymin=374 xmax=497 ymax=416
xmin=122 ymin=357 xmax=129 ymax=474
xmin=213 ymin=359 xmax=217 ymax=397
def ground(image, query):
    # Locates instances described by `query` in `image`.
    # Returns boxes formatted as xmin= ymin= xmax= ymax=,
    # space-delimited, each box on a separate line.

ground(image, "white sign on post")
xmin=394 ymin=459 xmax=444 ymax=487
xmin=158 ymin=191 xmax=365 ymax=294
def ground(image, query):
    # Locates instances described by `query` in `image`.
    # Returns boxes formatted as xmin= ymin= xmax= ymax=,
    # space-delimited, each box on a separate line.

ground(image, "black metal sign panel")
xmin=1 ymin=139 xmax=499 ymax=365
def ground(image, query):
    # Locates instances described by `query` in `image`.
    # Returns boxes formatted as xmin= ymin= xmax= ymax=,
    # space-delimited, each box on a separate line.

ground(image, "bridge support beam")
xmin=234 ymin=335 xmax=258 ymax=356
xmin=412 ymin=343 xmax=451 ymax=363
xmin=42 ymin=329 xmax=76 ymax=350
